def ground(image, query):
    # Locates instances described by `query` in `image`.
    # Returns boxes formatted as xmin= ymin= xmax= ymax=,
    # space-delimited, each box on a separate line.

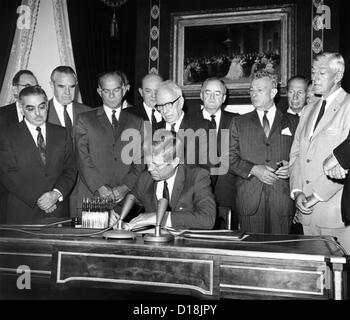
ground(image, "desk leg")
xmin=333 ymin=263 xmax=347 ymax=300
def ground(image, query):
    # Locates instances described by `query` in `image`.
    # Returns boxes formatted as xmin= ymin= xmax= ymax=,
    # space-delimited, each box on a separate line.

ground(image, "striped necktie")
xmin=36 ymin=127 xmax=46 ymax=165
xmin=263 ymin=110 xmax=270 ymax=138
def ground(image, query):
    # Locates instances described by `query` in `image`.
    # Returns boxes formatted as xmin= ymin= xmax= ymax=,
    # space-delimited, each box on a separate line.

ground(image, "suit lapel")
xmin=19 ymin=122 xmax=45 ymax=167
xmin=311 ymin=89 xmax=346 ymax=140
xmin=45 ymin=124 xmax=55 ymax=168
xmin=9 ymin=103 xmax=19 ymax=123
xmin=96 ymin=107 xmax=114 ymax=141
xmin=48 ymin=99 xmax=62 ymax=126
xmin=145 ymin=178 xmax=158 ymax=211
xmin=250 ymin=110 xmax=266 ymax=138
xmin=170 ymin=166 xmax=185 ymax=209
xmin=267 ymin=109 xmax=283 ymax=140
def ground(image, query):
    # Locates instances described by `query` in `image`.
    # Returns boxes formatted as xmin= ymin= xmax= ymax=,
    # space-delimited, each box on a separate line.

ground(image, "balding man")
xmin=0 ymin=70 xmax=38 ymax=127
xmin=286 ymin=75 xmax=308 ymax=117
xmin=75 ymin=70 xmax=145 ymax=217
xmin=193 ymin=77 xmax=238 ymax=229
xmin=126 ymin=73 xmax=164 ymax=130
xmin=153 ymin=80 xmax=211 ymax=167
xmin=290 ymin=52 xmax=350 ymax=252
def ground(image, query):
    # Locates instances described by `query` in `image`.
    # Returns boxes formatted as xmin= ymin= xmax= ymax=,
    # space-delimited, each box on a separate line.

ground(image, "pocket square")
xmin=281 ymin=127 xmax=292 ymax=136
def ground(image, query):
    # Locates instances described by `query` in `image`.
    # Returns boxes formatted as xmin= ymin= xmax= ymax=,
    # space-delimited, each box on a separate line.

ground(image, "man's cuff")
xmin=290 ymin=188 xmax=303 ymax=200
xmin=53 ymin=189 xmax=63 ymax=202
xmin=313 ymin=192 xmax=324 ymax=202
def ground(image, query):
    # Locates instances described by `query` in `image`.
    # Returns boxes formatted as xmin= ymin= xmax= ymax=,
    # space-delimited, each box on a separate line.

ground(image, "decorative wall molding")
xmin=311 ymin=0 xmax=324 ymax=64
xmin=0 ymin=0 xmax=40 ymax=106
xmin=148 ymin=0 xmax=160 ymax=74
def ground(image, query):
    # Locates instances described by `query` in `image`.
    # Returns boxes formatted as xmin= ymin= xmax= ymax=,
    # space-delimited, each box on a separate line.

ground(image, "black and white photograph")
xmin=0 ymin=0 xmax=349 ymax=309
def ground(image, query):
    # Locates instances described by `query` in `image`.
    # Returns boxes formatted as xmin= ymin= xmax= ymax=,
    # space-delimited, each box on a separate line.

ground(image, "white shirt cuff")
xmin=53 ymin=189 xmax=63 ymax=202
xmin=313 ymin=192 xmax=324 ymax=202
xmin=290 ymin=188 xmax=303 ymax=200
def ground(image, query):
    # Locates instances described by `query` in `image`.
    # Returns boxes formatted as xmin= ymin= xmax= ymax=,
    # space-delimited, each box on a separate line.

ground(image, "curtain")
xmin=0 ymin=0 xmax=32 ymax=105
xmin=67 ymin=0 xmax=137 ymax=107
xmin=339 ymin=0 xmax=349 ymax=93
xmin=0 ymin=0 xmax=40 ymax=106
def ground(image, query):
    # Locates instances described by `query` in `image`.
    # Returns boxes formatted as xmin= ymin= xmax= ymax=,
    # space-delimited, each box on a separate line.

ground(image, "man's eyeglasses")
xmin=155 ymin=96 xmax=181 ymax=112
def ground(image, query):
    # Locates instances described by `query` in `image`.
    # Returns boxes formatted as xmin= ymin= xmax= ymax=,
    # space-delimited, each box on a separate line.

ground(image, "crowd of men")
xmin=0 ymin=51 xmax=350 ymax=252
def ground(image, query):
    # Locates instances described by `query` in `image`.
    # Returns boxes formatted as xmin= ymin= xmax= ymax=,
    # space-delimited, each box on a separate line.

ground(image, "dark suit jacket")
xmin=0 ymin=121 xmax=77 ymax=223
xmin=192 ymin=109 xmax=239 ymax=207
xmin=0 ymin=102 xmax=19 ymax=221
xmin=47 ymin=99 xmax=90 ymax=139
xmin=153 ymin=113 xmax=211 ymax=166
xmin=229 ymin=109 xmax=299 ymax=230
xmin=75 ymin=107 xmax=145 ymax=215
xmin=0 ymin=102 xmax=19 ymax=127
xmin=125 ymin=103 xmax=165 ymax=132
xmin=334 ymin=130 xmax=350 ymax=225
xmin=132 ymin=165 xmax=216 ymax=229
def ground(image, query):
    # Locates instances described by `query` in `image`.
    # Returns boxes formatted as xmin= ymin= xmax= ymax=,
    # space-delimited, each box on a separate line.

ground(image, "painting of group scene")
xmin=183 ymin=20 xmax=281 ymax=85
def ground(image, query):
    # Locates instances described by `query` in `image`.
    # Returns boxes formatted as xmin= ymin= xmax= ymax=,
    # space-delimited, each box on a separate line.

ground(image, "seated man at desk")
xmin=112 ymin=133 xmax=216 ymax=230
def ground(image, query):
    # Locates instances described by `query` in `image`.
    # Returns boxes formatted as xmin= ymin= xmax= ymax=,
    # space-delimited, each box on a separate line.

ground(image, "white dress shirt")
xmin=287 ymin=107 xmax=301 ymax=117
xmin=16 ymin=102 xmax=23 ymax=122
xmin=202 ymin=107 xmax=221 ymax=133
xmin=308 ymin=87 xmax=342 ymax=139
xmin=53 ymin=97 xmax=73 ymax=127
xmin=24 ymin=119 xmax=62 ymax=200
xmin=24 ymin=119 xmax=46 ymax=145
xmin=143 ymin=102 xmax=162 ymax=123
xmin=256 ymin=105 xmax=277 ymax=128
xmin=103 ymin=105 xmax=121 ymax=124
xmin=155 ymin=168 xmax=178 ymax=227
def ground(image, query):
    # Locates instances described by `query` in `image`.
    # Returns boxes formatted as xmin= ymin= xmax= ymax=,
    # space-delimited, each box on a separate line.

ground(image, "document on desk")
xmin=181 ymin=230 xmax=246 ymax=240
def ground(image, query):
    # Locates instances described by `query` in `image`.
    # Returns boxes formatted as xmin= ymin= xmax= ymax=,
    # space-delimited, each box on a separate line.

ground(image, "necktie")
xmin=112 ymin=110 xmax=118 ymax=131
xmin=313 ymin=99 xmax=327 ymax=132
xmin=163 ymin=180 xmax=171 ymax=211
xmin=210 ymin=114 xmax=216 ymax=130
xmin=36 ymin=127 xmax=46 ymax=165
xmin=151 ymin=108 xmax=157 ymax=124
xmin=63 ymin=105 xmax=73 ymax=134
xmin=170 ymin=123 xmax=176 ymax=133
xmin=262 ymin=110 xmax=270 ymax=138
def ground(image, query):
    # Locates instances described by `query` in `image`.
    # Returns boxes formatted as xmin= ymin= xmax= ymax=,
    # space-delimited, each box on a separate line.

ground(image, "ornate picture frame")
xmin=170 ymin=5 xmax=295 ymax=97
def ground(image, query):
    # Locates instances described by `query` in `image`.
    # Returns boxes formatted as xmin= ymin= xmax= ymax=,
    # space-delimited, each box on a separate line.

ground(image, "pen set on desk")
xmin=81 ymin=197 xmax=118 ymax=229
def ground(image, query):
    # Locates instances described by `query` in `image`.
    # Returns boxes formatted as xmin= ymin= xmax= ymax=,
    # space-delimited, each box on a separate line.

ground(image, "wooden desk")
xmin=0 ymin=227 xmax=348 ymax=299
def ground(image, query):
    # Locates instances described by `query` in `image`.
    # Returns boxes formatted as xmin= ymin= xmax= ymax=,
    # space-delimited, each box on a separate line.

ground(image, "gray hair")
xmin=252 ymin=70 xmax=278 ymax=89
xmin=200 ymin=77 xmax=227 ymax=96
xmin=314 ymin=52 xmax=345 ymax=74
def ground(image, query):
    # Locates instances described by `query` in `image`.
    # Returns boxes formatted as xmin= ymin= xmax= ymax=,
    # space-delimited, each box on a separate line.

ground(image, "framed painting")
xmin=170 ymin=5 xmax=295 ymax=97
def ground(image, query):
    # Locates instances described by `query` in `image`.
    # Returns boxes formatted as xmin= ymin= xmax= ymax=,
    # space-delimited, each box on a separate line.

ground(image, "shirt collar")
xmin=143 ymin=102 xmax=162 ymax=122
xmin=287 ymin=107 xmax=300 ymax=116
xmin=103 ymin=105 xmax=121 ymax=121
xmin=165 ymin=111 xmax=184 ymax=132
xmin=322 ymin=87 xmax=342 ymax=109
xmin=53 ymin=96 xmax=72 ymax=109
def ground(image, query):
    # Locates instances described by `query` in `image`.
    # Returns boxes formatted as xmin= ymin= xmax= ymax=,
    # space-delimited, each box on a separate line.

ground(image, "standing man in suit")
xmin=120 ymin=134 xmax=215 ymax=230
xmin=126 ymin=73 xmax=164 ymax=130
xmin=75 ymin=70 xmax=145 ymax=217
xmin=229 ymin=70 xmax=298 ymax=234
xmin=0 ymin=70 xmax=38 ymax=222
xmin=0 ymin=86 xmax=77 ymax=224
xmin=48 ymin=66 xmax=90 ymax=137
xmin=0 ymin=70 xmax=38 ymax=126
xmin=286 ymin=75 xmax=308 ymax=117
xmin=194 ymin=77 xmax=238 ymax=229
xmin=290 ymin=52 xmax=350 ymax=252
xmin=153 ymin=80 xmax=211 ymax=166
xmin=48 ymin=66 xmax=90 ymax=216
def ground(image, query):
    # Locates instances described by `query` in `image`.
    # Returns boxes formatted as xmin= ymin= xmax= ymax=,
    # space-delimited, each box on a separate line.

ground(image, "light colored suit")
xmin=289 ymin=88 xmax=350 ymax=229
